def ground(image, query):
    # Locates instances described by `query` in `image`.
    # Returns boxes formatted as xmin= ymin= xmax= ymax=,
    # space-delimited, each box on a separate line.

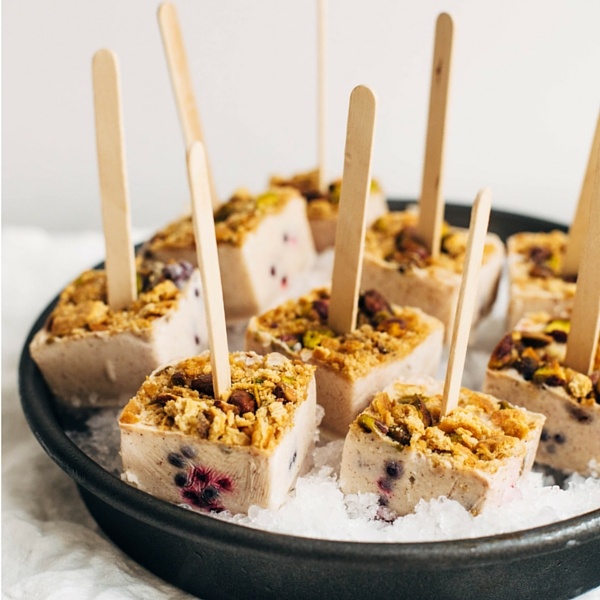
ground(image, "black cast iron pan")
xmin=19 ymin=202 xmax=600 ymax=600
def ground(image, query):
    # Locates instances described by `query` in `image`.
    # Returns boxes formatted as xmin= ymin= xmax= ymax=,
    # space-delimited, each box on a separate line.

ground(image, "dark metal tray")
xmin=19 ymin=202 xmax=600 ymax=600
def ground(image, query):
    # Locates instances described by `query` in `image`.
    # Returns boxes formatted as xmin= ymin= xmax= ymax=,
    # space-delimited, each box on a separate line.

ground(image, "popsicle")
xmin=506 ymin=110 xmax=600 ymax=329
xmin=361 ymin=14 xmax=504 ymax=342
xmin=120 ymin=142 xmax=317 ymax=514
xmin=146 ymin=3 xmax=317 ymax=322
xmin=484 ymin=152 xmax=600 ymax=476
xmin=142 ymin=186 xmax=316 ymax=322
xmin=246 ymin=86 xmax=444 ymax=434
xmin=29 ymin=50 xmax=207 ymax=407
xmin=340 ymin=190 xmax=546 ymax=516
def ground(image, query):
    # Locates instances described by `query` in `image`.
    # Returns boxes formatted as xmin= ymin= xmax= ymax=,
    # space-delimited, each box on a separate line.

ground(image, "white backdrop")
xmin=3 ymin=0 xmax=600 ymax=232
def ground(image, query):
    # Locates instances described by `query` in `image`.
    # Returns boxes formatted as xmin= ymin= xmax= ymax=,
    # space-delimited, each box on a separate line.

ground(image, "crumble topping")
xmin=270 ymin=169 xmax=381 ymax=220
xmin=488 ymin=312 xmax=600 ymax=406
xmin=145 ymin=215 xmax=194 ymax=254
xmin=508 ymin=231 xmax=577 ymax=294
xmin=119 ymin=351 xmax=315 ymax=451
xmin=145 ymin=187 xmax=300 ymax=250
xmin=249 ymin=288 xmax=439 ymax=380
xmin=353 ymin=384 xmax=539 ymax=472
xmin=45 ymin=259 xmax=195 ymax=339
xmin=365 ymin=209 xmax=498 ymax=273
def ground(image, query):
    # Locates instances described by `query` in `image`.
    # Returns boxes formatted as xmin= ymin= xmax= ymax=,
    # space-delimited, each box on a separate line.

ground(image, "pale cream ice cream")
xmin=361 ymin=208 xmax=505 ymax=342
xmin=483 ymin=312 xmax=600 ymax=476
xmin=29 ymin=258 xmax=207 ymax=407
xmin=142 ymin=186 xmax=317 ymax=322
xmin=505 ymin=231 xmax=576 ymax=330
xmin=245 ymin=288 xmax=444 ymax=435
xmin=269 ymin=169 xmax=387 ymax=252
xmin=340 ymin=380 xmax=545 ymax=516
xmin=119 ymin=350 xmax=316 ymax=514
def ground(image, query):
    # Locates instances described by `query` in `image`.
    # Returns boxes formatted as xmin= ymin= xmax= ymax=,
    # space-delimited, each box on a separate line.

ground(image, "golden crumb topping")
xmin=352 ymin=384 xmax=539 ymax=472
xmin=365 ymin=209 xmax=498 ymax=273
xmin=270 ymin=169 xmax=381 ymax=220
xmin=119 ymin=351 xmax=315 ymax=452
xmin=488 ymin=312 xmax=600 ymax=407
xmin=248 ymin=288 xmax=440 ymax=380
xmin=145 ymin=187 xmax=300 ymax=251
xmin=507 ymin=231 xmax=576 ymax=294
xmin=45 ymin=259 xmax=196 ymax=339
xmin=145 ymin=215 xmax=195 ymax=253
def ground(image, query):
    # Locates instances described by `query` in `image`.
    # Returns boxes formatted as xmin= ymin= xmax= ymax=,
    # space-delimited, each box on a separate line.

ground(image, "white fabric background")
xmin=2 ymin=227 xmax=599 ymax=599
xmin=2 ymin=228 xmax=194 ymax=599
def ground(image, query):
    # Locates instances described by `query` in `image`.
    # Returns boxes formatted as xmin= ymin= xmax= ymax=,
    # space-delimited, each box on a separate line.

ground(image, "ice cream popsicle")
xmin=483 ymin=313 xmax=599 ymax=476
xmin=119 ymin=350 xmax=316 ymax=513
xmin=153 ymin=3 xmax=316 ymax=322
xmin=30 ymin=49 xmax=208 ymax=407
xmin=248 ymin=87 xmax=444 ymax=434
xmin=486 ymin=111 xmax=600 ymax=476
xmin=30 ymin=258 xmax=207 ymax=407
xmin=342 ymin=189 xmax=545 ymax=516
xmin=362 ymin=14 xmax=504 ymax=342
xmin=120 ymin=141 xmax=317 ymax=514
xmin=484 ymin=157 xmax=600 ymax=476
xmin=506 ymin=110 xmax=600 ymax=330
xmin=142 ymin=186 xmax=316 ymax=322
xmin=246 ymin=287 xmax=444 ymax=434
xmin=362 ymin=208 xmax=504 ymax=342
xmin=340 ymin=380 xmax=545 ymax=516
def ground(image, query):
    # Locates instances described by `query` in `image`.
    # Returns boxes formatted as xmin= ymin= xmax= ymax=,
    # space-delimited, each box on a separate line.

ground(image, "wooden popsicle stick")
xmin=416 ymin=12 xmax=454 ymax=260
xmin=563 ymin=109 xmax=600 ymax=277
xmin=441 ymin=188 xmax=492 ymax=416
xmin=316 ymin=0 xmax=327 ymax=193
xmin=564 ymin=148 xmax=600 ymax=374
xmin=158 ymin=2 xmax=219 ymax=208
xmin=328 ymin=85 xmax=377 ymax=334
xmin=92 ymin=49 xmax=137 ymax=312
xmin=187 ymin=141 xmax=231 ymax=398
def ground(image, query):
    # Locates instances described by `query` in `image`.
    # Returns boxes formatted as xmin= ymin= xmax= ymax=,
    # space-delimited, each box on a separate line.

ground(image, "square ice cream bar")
xmin=506 ymin=230 xmax=576 ymax=330
xmin=269 ymin=169 xmax=387 ymax=252
xmin=483 ymin=312 xmax=600 ymax=476
xmin=119 ymin=350 xmax=316 ymax=514
xmin=142 ymin=187 xmax=316 ymax=322
xmin=29 ymin=258 xmax=207 ymax=407
xmin=245 ymin=288 xmax=444 ymax=435
xmin=340 ymin=380 xmax=545 ymax=517
xmin=361 ymin=208 xmax=505 ymax=342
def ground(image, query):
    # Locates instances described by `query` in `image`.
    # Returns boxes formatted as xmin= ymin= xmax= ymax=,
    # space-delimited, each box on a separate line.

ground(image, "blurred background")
xmin=3 ymin=0 xmax=600 ymax=232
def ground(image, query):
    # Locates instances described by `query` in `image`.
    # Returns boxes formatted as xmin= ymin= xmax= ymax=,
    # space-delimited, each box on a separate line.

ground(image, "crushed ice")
xmin=214 ymin=439 xmax=600 ymax=543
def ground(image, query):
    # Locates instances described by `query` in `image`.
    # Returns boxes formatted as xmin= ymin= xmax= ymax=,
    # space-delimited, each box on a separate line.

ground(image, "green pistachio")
xmin=302 ymin=328 xmax=333 ymax=349
xmin=256 ymin=192 xmax=281 ymax=211
xmin=532 ymin=363 xmax=566 ymax=386
xmin=357 ymin=413 xmax=388 ymax=435
xmin=544 ymin=319 xmax=570 ymax=342
xmin=328 ymin=181 xmax=342 ymax=204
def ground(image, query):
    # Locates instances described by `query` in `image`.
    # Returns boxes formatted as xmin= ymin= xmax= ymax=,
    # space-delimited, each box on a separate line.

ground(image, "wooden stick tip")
xmin=92 ymin=48 xmax=118 ymax=67
xmin=476 ymin=186 xmax=493 ymax=207
xmin=351 ymin=84 xmax=377 ymax=104
xmin=437 ymin=12 xmax=454 ymax=30
xmin=157 ymin=1 xmax=175 ymax=19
